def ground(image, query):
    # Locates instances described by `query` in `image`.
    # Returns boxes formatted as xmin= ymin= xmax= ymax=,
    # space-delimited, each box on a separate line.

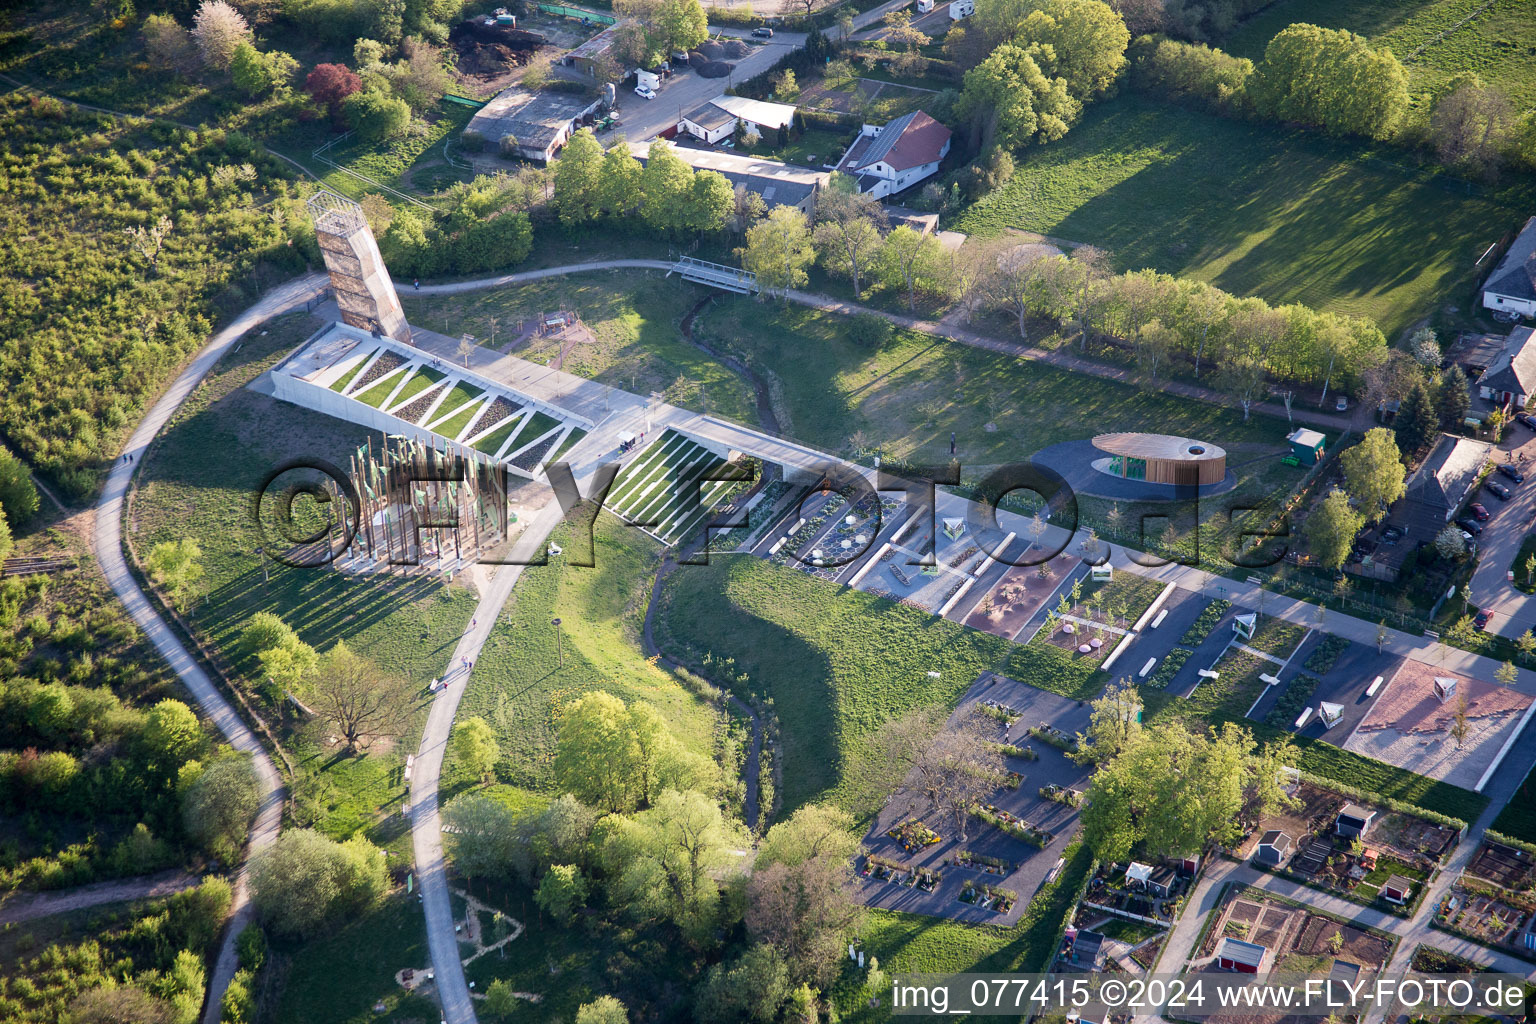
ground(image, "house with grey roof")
xmin=834 ymin=110 xmax=952 ymax=199
xmin=1390 ymin=434 xmax=1491 ymax=549
xmin=1474 ymin=326 xmax=1536 ymax=409
xmin=464 ymin=86 xmax=603 ymax=164
xmin=627 ymin=141 xmax=827 ymax=221
xmin=1483 ymin=215 xmax=1536 ymax=319
xmin=678 ymin=95 xmax=798 ymax=145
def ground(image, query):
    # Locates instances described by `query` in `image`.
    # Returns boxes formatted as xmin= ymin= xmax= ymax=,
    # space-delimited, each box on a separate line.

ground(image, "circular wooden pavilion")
xmin=1091 ymin=433 xmax=1227 ymax=486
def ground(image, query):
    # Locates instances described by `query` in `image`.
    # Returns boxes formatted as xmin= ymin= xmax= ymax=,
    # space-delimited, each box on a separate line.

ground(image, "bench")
xmin=1139 ymin=657 xmax=1157 ymax=679
xmin=1150 ymin=609 xmax=1168 ymax=629
xmin=1197 ymin=668 xmax=1220 ymax=680
xmin=1365 ymin=675 xmax=1383 ymax=698
xmin=1294 ymin=707 xmax=1314 ymax=729
xmin=1260 ymin=672 xmax=1280 ymax=685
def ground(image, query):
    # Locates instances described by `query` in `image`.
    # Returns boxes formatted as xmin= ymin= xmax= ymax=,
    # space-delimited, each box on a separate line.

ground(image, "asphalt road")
xmin=94 ymin=271 xmax=328 ymax=1024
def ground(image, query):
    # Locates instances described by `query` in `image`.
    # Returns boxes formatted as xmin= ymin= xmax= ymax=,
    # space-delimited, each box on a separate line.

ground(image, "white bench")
xmin=1198 ymin=668 xmax=1220 ymax=680
xmin=1294 ymin=707 xmax=1314 ymax=729
xmin=1150 ymin=609 xmax=1168 ymax=629
xmin=1139 ymin=657 xmax=1158 ymax=679
xmin=1260 ymin=672 xmax=1280 ymax=685
xmin=1365 ymin=675 xmax=1383 ymax=698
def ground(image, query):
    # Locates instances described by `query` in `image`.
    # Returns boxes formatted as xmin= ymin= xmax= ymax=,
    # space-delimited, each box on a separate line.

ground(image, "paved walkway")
xmin=94 ymin=271 xmax=327 ymax=1024
xmin=0 ymin=870 xmax=200 ymax=926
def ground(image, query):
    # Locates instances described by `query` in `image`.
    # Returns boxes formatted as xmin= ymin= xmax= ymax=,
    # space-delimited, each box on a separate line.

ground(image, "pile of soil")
xmin=697 ymin=40 xmax=726 ymax=59
xmin=721 ymin=39 xmax=749 ymax=58
xmin=450 ymin=18 xmax=545 ymax=78
xmin=695 ymin=60 xmax=732 ymax=78
xmin=688 ymin=49 xmax=708 ymax=64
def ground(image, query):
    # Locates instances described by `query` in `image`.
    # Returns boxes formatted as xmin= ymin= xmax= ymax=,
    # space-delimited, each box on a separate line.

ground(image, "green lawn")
xmin=696 ymin=293 xmax=1292 ymax=468
xmin=654 ymin=553 xmax=1102 ymax=817
xmin=1222 ymin=0 xmax=1536 ymax=112
xmin=131 ymin=312 xmax=476 ymax=854
xmin=450 ymin=515 xmax=720 ymax=793
xmin=1244 ymin=614 xmax=1310 ymax=659
xmin=270 ymin=894 xmax=438 ymax=1024
xmin=400 ymin=270 xmax=758 ymax=426
xmin=954 ymin=94 xmax=1536 ymax=336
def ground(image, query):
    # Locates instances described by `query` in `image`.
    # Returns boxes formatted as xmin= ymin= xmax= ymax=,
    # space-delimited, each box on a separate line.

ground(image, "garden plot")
xmin=604 ymin=429 xmax=753 ymax=546
xmin=1193 ymin=887 xmax=1393 ymax=982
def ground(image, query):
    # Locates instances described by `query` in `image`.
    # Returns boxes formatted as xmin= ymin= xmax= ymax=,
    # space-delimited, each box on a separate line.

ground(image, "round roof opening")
xmin=1187 ymin=445 xmax=1206 ymax=455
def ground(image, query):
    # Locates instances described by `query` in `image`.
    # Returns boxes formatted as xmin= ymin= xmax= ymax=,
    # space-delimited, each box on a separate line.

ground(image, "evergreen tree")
xmin=1393 ymin=381 xmax=1438 ymax=457
xmin=1437 ymin=365 xmax=1471 ymax=429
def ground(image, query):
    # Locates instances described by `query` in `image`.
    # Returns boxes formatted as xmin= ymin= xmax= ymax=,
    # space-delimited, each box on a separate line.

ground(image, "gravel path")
xmin=0 ymin=870 xmax=200 ymax=926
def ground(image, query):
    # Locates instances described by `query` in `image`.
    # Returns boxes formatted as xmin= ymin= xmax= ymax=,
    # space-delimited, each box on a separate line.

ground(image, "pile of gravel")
xmin=695 ymin=60 xmax=732 ymax=78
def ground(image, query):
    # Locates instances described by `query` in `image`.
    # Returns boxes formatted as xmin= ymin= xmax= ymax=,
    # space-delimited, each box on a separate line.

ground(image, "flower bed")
xmin=1146 ymin=647 xmax=1192 ymax=690
xmin=1302 ymin=635 xmax=1351 ymax=674
xmin=861 ymin=853 xmax=942 ymax=890
xmin=888 ymin=818 xmax=941 ymax=851
xmin=959 ymin=879 xmax=1017 ymax=913
xmin=1028 ymin=723 xmax=1079 ymax=753
xmin=1179 ymin=599 xmax=1231 ymax=647
xmin=990 ymin=741 xmax=1038 ymax=761
xmin=970 ymin=804 xmax=1052 ymax=847
xmin=979 ymin=699 xmax=1021 ymax=725
xmin=1040 ymin=783 xmax=1081 ymax=807
xmin=949 ymin=849 xmax=1015 ymax=874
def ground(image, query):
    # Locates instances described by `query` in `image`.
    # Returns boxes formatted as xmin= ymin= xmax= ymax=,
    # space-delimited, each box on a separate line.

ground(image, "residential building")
xmin=628 ymin=141 xmax=828 ymax=220
xmin=464 ymin=86 xmax=604 ymax=163
xmin=834 ymin=110 xmax=952 ymax=199
xmin=1482 ymin=215 xmax=1536 ymax=318
xmin=677 ymin=96 xmax=797 ymax=145
xmin=1474 ymin=326 xmax=1536 ymax=409
xmin=1392 ymin=434 xmax=1492 ymax=545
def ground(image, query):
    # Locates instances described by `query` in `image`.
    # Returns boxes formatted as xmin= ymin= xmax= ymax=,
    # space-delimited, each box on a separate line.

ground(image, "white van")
xmin=916 ymin=0 xmax=934 ymax=12
xmin=948 ymin=0 xmax=973 ymax=18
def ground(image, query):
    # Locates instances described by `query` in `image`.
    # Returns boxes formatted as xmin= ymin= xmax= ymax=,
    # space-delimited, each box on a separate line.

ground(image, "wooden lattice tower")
xmin=307 ymin=190 xmax=412 ymax=344
xmin=346 ymin=435 xmax=510 ymax=570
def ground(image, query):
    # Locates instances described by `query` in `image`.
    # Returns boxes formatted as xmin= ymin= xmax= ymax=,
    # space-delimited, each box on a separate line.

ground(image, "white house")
xmin=1483 ymin=215 xmax=1536 ymax=319
xmin=949 ymin=0 xmax=974 ymax=18
xmin=1474 ymin=326 xmax=1536 ymax=408
xmin=678 ymin=95 xmax=797 ymax=145
xmin=833 ymin=110 xmax=952 ymax=200
xmin=678 ymin=102 xmax=738 ymax=144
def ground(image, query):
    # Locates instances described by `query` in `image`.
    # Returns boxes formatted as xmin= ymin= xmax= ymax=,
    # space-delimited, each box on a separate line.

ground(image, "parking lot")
xmin=1467 ymin=423 xmax=1536 ymax=638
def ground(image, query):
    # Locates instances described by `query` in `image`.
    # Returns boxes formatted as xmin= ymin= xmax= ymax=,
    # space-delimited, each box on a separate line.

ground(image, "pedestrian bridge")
xmin=669 ymin=256 xmax=757 ymax=294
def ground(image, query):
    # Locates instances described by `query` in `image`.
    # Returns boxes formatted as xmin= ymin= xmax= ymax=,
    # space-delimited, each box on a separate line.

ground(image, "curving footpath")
xmin=94 ymin=272 xmax=327 ymax=1024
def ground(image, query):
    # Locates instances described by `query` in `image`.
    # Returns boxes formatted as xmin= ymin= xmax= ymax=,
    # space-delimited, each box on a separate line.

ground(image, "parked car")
xmin=1487 ymin=479 xmax=1512 ymax=500
xmin=1381 ymin=525 xmax=1405 ymax=544
xmin=634 ymin=84 xmax=656 ymax=100
xmin=1335 ymin=396 xmax=1348 ymax=412
xmin=1517 ymin=412 xmax=1536 ymax=429
xmin=1457 ymin=518 xmax=1484 ymax=536
xmin=752 ymin=26 xmax=774 ymax=36
xmin=1499 ymin=463 xmax=1525 ymax=483
xmin=1475 ymin=609 xmax=1493 ymax=630
xmin=1470 ymin=502 xmax=1491 ymax=521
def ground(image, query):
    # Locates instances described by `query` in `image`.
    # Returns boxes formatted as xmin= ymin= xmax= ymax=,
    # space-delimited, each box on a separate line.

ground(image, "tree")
xmin=599 ymin=144 xmax=645 ymax=220
xmin=684 ymin=170 xmax=734 ymax=233
xmin=1436 ymin=364 xmax=1471 ymax=429
xmin=1074 ymin=678 xmax=1142 ymax=766
xmin=1435 ymin=525 xmax=1466 ymax=561
xmin=306 ymin=64 xmax=363 ymax=124
xmin=1008 ymin=0 xmax=1130 ymax=100
xmin=731 ymin=183 xmax=767 ymax=234
xmin=1339 ymin=428 xmax=1404 ymax=522
xmin=307 ymin=642 xmax=416 ymax=752
xmin=554 ymin=692 xmax=711 ymax=812
xmin=182 ymin=754 xmax=259 ymax=861
xmin=1431 ymin=75 xmax=1514 ymax=173
xmin=748 ymin=852 xmax=862 ymax=987
xmin=778 ymin=0 xmax=827 ymax=19
xmin=1136 ymin=319 xmax=1178 ymax=383
xmin=1213 ymin=304 xmax=1285 ymax=420
xmin=191 ymin=0 xmax=251 ymax=70
xmin=695 ymin=945 xmax=792 ymax=1023
xmin=0 ymin=446 xmax=39 ymax=528
xmin=535 ymin=863 xmax=589 ymax=924
xmin=1393 ymin=381 xmax=1439 ymax=458
xmin=385 ymin=36 xmax=453 ymax=113
xmin=1516 ymin=629 xmax=1536 ymax=662
xmin=553 ymin=128 xmax=606 ymax=226
xmin=757 ymin=803 xmax=861 ymax=868
xmin=249 ymin=829 xmax=387 ymax=937
xmin=577 ymin=996 xmax=631 ymax=1024
xmin=483 ymin=980 xmax=519 ymax=1020
xmin=813 ymin=189 xmax=886 ymax=298
xmin=878 ymin=225 xmax=942 ymax=312
xmin=614 ymin=0 xmax=708 ymax=63
xmin=639 ymin=140 xmax=696 ymax=234
xmin=1496 ymin=660 xmax=1517 ymax=687
xmin=957 ymin=43 xmax=1079 ymax=152
xmin=230 ymin=42 xmax=296 ymax=97
xmin=740 ymin=206 xmax=816 ymax=299
xmin=147 ymin=537 xmax=204 ymax=612
xmin=1307 ymin=488 xmax=1364 ymax=570
xmin=1409 ymin=326 xmax=1441 ymax=366
xmin=1450 ymin=696 xmax=1471 ymax=749
xmin=258 ymin=638 xmax=317 ymax=699
xmin=343 ymin=89 xmax=411 ymax=142
xmin=142 ymin=698 xmax=206 ymax=770
xmin=143 ymin=13 xmax=200 ymax=74
xmin=452 ymin=716 xmax=499 ymax=784
xmin=605 ymin=788 xmax=746 ymax=942
xmin=1247 ymin=23 xmax=1410 ymax=140
xmin=442 ymin=794 xmax=522 ymax=879
xmin=905 ymin=707 xmax=1007 ymax=841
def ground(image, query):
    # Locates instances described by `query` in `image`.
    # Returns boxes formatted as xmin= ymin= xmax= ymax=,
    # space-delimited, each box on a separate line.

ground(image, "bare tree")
xmin=308 ymin=643 xmax=416 ymax=753
xmin=1070 ymin=244 xmax=1111 ymax=351
xmin=909 ymin=708 xmax=1007 ymax=841
xmin=988 ymin=244 xmax=1049 ymax=339
xmin=1430 ymin=79 xmax=1515 ymax=174
xmin=457 ymin=334 xmax=475 ymax=367
xmin=1449 ymin=695 xmax=1471 ymax=749
xmin=125 ymin=215 xmax=174 ymax=276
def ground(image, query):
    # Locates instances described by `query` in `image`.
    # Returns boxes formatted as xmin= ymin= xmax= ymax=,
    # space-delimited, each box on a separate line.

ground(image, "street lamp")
xmin=552 ymin=617 xmax=563 ymax=667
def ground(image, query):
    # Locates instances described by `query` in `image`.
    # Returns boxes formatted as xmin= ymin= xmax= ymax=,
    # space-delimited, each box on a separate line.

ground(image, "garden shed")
xmin=1336 ymin=803 xmax=1376 ymax=838
xmin=1216 ymin=936 xmax=1267 ymax=973
xmin=1287 ymin=427 xmax=1326 ymax=465
xmin=1382 ymin=874 xmax=1415 ymax=904
xmin=1255 ymin=830 xmax=1291 ymax=866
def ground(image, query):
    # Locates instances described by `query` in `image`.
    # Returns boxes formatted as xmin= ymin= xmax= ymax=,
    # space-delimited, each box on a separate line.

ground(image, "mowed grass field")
xmin=697 ymin=291 xmax=1292 ymax=467
xmin=954 ymin=95 xmax=1535 ymax=336
xmin=1223 ymin=0 xmax=1536 ymax=111
xmin=400 ymin=270 xmax=758 ymax=426
xmin=451 ymin=515 xmax=720 ymax=793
